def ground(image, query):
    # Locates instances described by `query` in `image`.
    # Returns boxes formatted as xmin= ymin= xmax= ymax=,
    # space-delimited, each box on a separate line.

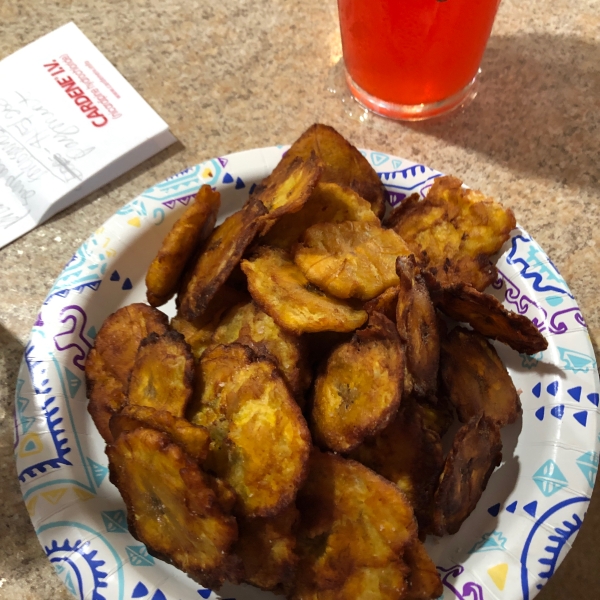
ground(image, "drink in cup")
xmin=337 ymin=0 xmax=502 ymax=120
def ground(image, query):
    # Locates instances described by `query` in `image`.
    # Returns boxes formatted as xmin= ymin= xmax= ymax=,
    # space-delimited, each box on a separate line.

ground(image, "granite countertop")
xmin=1 ymin=0 xmax=598 ymax=598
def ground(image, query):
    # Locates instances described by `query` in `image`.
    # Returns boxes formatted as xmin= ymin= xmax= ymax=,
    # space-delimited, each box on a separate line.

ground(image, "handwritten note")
xmin=0 ymin=22 xmax=176 ymax=248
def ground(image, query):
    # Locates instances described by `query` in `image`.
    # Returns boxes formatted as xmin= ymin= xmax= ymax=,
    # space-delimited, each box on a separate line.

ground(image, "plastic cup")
xmin=337 ymin=0 xmax=502 ymax=120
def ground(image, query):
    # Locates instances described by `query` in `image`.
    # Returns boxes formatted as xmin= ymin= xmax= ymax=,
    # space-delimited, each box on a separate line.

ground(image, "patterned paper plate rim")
xmin=14 ymin=145 xmax=600 ymax=600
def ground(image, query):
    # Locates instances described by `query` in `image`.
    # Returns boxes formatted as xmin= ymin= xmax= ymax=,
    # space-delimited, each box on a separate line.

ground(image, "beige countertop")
xmin=1 ymin=0 xmax=598 ymax=599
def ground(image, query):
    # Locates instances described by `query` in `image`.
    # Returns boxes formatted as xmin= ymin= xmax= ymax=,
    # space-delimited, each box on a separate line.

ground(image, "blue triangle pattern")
xmin=235 ymin=177 xmax=245 ymax=189
xmin=568 ymin=386 xmax=582 ymax=401
xmin=151 ymin=590 xmax=167 ymax=600
xmin=550 ymin=405 xmax=565 ymax=419
xmin=110 ymin=270 xmax=120 ymax=281
xmin=102 ymin=510 xmax=128 ymax=533
xmin=65 ymin=368 xmax=82 ymax=398
xmin=506 ymin=501 xmax=517 ymax=513
xmin=547 ymin=381 xmax=559 ymax=396
xmin=17 ymin=395 xmax=29 ymax=414
xmin=487 ymin=503 xmax=501 ymax=517
xmin=64 ymin=571 xmax=76 ymax=596
xmin=532 ymin=383 xmax=542 ymax=398
xmin=392 ymin=159 xmax=402 ymax=169
xmin=535 ymin=407 xmax=545 ymax=421
xmin=370 ymin=152 xmax=389 ymax=166
xmin=198 ymin=591 xmax=212 ymax=599
xmin=21 ymin=416 xmax=36 ymax=434
xmin=249 ymin=183 xmax=257 ymax=195
xmin=574 ymin=411 xmax=588 ymax=427
xmin=533 ymin=460 xmax=568 ymax=496
xmin=132 ymin=581 xmax=149 ymax=598
xmin=222 ymin=172 xmax=234 ymax=184
xmin=576 ymin=451 xmax=599 ymax=487
xmin=587 ymin=393 xmax=599 ymax=407
xmin=523 ymin=501 xmax=538 ymax=517
xmin=88 ymin=457 xmax=109 ymax=487
xmin=122 ymin=278 xmax=133 ymax=291
xmin=126 ymin=546 xmax=155 ymax=566
xmin=87 ymin=326 xmax=97 ymax=340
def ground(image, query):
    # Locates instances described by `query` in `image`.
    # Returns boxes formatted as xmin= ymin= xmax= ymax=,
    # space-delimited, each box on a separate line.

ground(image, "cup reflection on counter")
xmin=337 ymin=0 xmax=502 ymax=120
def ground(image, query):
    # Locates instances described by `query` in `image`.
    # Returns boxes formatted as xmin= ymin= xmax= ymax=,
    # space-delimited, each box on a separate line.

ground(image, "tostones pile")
xmin=86 ymin=123 xmax=547 ymax=598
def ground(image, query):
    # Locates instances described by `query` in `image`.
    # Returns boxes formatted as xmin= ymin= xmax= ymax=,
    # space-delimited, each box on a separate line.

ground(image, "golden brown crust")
xmin=189 ymin=343 xmax=311 ymax=518
xmin=430 ymin=415 xmax=503 ymax=536
xmin=364 ymin=285 xmax=400 ymax=322
xmin=106 ymin=428 xmax=240 ymax=588
xmin=266 ymin=123 xmax=388 ymax=219
xmin=85 ymin=303 xmax=169 ymax=442
xmin=234 ymin=503 xmax=300 ymax=592
xmin=402 ymin=539 xmax=443 ymax=600
xmin=349 ymin=400 xmax=443 ymax=531
xmin=251 ymin=153 xmax=322 ymax=220
xmin=440 ymin=326 xmax=521 ymax=426
xmin=211 ymin=300 xmax=311 ymax=401
xmin=385 ymin=176 xmax=516 ymax=291
xmin=171 ymin=284 xmax=249 ymax=360
xmin=109 ymin=405 xmax=210 ymax=463
xmin=146 ymin=185 xmax=221 ymax=306
xmin=311 ymin=313 xmax=405 ymax=453
xmin=294 ymin=221 xmax=411 ymax=301
xmin=425 ymin=275 xmax=548 ymax=355
xmin=241 ymin=246 xmax=368 ymax=334
xmin=127 ymin=330 xmax=194 ymax=418
xmin=177 ymin=200 xmax=267 ymax=321
xmin=292 ymin=450 xmax=418 ymax=600
xmin=396 ymin=256 xmax=440 ymax=398
xmin=261 ymin=181 xmax=380 ymax=250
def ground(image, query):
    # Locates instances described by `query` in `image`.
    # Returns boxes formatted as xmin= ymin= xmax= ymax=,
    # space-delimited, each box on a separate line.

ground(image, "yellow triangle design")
xmin=73 ymin=488 xmax=95 ymax=501
xmin=41 ymin=488 xmax=68 ymax=505
xmin=488 ymin=563 xmax=509 ymax=591
xmin=127 ymin=216 xmax=141 ymax=228
xmin=105 ymin=248 xmax=117 ymax=257
xmin=19 ymin=432 xmax=44 ymax=457
xmin=26 ymin=495 xmax=38 ymax=517
xmin=202 ymin=167 xmax=214 ymax=179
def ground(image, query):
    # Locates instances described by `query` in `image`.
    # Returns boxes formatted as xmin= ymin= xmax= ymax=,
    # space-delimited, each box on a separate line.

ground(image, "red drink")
xmin=337 ymin=0 xmax=501 ymax=119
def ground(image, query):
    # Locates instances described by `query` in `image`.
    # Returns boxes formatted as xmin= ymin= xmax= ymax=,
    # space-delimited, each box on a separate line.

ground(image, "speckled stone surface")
xmin=0 ymin=0 xmax=598 ymax=598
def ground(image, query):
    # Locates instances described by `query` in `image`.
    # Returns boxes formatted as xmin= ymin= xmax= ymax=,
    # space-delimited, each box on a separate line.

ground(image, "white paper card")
xmin=0 ymin=22 xmax=176 ymax=248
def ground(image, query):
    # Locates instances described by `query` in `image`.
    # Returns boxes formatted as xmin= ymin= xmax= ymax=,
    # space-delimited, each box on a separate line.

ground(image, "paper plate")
xmin=14 ymin=146 xmax=600 ymax=600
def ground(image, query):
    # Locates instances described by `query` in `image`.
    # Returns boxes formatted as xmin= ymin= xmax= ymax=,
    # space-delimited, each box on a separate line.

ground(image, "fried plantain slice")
xmin=211 ymin=300 xmax=311 ymax=400
xmin=414 ymin=395 xmax=455 ymax=438
xmin=292 ymin=449 xmax=418 ymax=600
xmin=235 ymin=503 xmax=300 ymax=593
xmin=241 ymin=246 xmax=368 ymax=334
xmin=440 ymin=326 xmax=521 ymax=426
xmin=85 ymin=303 xmax=169 ymax=442
xmin=312 ymin=312 xmax=404 ymax=453
xmin=107 ymin=427 xmax=239 ymax=588
xmin=109 ymin=405 xmax=210 ymax=463
xmin=171 ymin=284 xmax=249 ymax=360
xmin=251 ymin=153 xmax=322 ymax=221
xmin=127 ymin=330 xmax=194 ymax=418
xmin=385 ymin=176 xmax=516 ymax=291
xmin=294 ymin=221 xmax=411 ymax=301
xmin=267 ymin=123 xmax=388 ymax=219
xmin=430 ymin=415 xmax=502 ymax=536
xmin=425 ymin=275 xmax=548 ymax=355
xmin=146 ymin=185 xmax=221 ymax=307
xmin=178 ymin=200 xmax=267 ymax=321
xmin=396 ymin=256 xmax=440 ymax=398
xmin=402 ymin=539 xmax=443 ymax=600
xmin=189 ymin=343 xmax=311 ymax=517
xmin=364 ymin=285 xmax=400 ymax=322
xmin=261 ymin=181 xmax=380 ymax=250
xmin=349 ymin=400 xmax=443 ymax=530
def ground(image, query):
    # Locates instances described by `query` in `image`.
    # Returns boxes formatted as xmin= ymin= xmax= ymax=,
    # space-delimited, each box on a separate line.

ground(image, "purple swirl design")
xmin=497 ymin=270 xmax=548 ymax=330
xmin=548 ymin=307 xmax=587 ymax=334
xmin=437 ymin=565 xmax=485 ymax=600
xmin=53 ymin=305 xmax=93 ymax=371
